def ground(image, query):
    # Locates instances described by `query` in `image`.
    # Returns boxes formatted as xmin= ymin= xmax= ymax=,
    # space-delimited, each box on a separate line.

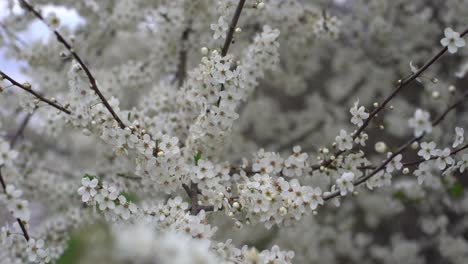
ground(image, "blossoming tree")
xmin=1 ymin=0 xmax=468 ymax=263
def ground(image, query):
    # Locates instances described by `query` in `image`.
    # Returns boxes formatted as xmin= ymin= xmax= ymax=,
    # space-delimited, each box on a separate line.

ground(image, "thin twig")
xmin=216 ymin=0 xmax=247 ymax=107
xmin=313 ymin=27 xmax=468 ymax=171
xmin=175 ymin=27 xmax=191 ymax=88
xmin=1 ymin=70 xmax=71 ymax=114
xmin=222 ymin=0 xmax=246 ymax=57
xmin=19 ymin=0 xmax=126 ymax=129
xmin=323 ymin=87 xmax=468 ymax=201
xmin=0 ymin=116 xmax=35 ymax=241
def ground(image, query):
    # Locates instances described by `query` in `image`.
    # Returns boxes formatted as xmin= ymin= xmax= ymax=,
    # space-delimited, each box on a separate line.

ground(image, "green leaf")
xmin=393 ymin=190 xmax=406 ymax=200
xmin=119 ymin=192 xmax=138 ymax=203
xmin=448 ymin=183 xmax=464 ymax=198
xmin=56 ymin=233 xmax=83 ymax=264
xmin=83 ymin=173 xmax=96 ymax=180
xmin=194 ymin=151 xmax=202 ymax=166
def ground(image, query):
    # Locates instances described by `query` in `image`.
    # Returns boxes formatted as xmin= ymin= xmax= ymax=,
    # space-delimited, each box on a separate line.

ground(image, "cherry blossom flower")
xmin=116 ymin=195 xmax=138 ymax=219
xmin=27 ymin=239 xmax=50 ymax=263
xmin=336 ymin=172 xmax=355 ymax=196
xmin=335 ymin=129 xmax=353 ymax=151
xmin=386 ymin=153 xmax=403 ymax=173
xmin=8 ymin=199 xmax=30 ymax=221
xmin=0 ymin=141 xmax=19 ymax=167
xmin=414 ymin=163 xmax=431 ymax=185
xmin=350 ymin=100 xmax=369 ymax=126
xmin=211 ymin=17 xmax=228 ymax=40
xmin=77 ymin=177 xmax=99 ymax=203
xmin=418 ymin=141 xmax=437 ymax=160
xmin=408 ymin=109 xmax=432 ymax=137
xmin=435 ymin=148 xmax=454 ymax=170
xmin=440 ymin=27 xmax=466 ymax=54
xmin=95 ymin=184 xmax=119 ymax=211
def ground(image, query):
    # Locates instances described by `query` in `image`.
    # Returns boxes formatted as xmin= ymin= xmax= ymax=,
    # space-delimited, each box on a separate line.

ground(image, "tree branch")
xmin=222 ymin=0 xmax=246 ymax=57
xmin=1 ymin=70 xmax=71 ymax=114
xmin=313 ymin=27 xmax=468 ymax=171
xmin=323 ymin=86 xmax=468 ymax=201
xmin=19 ymin=0 xmax=126 ymax=129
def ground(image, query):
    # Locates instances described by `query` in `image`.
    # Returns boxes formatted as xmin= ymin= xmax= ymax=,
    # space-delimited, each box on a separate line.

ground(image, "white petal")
xmin=441 ymin=38 xmax=450 ymax=46
xmin=448 ymin=45 xmax=458 ymax=53
xmin=455 ymin=38 xmax=465 ymax=47
xmin=445 ymin=27 xmax=454 ymax=37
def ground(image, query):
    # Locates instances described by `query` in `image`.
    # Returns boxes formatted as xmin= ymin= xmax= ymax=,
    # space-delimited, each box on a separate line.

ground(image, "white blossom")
xmin=408 ymin=109 xmax=432 ymax=137
xmin=0 ymin=141 xmax=18 ymax=167
xmin=418 ymin=141 xmax=437 ymax=160
xmin=27 ymin=239 xmax=50 ymax=263
xmin=336 ymin=172 xmax=355 ymax=196
xmin=335 ymin=129 xmax=353 ymax=151
xmin=435 ymin=148 xmax=454 ymax=170
xmin=211 ymin=17 xmax=228 ymax=40
xmin=77 ymin=177 xmax=99 ymax=203
xmin=350 ymin=100 xmax=369 ymax=126
xmin=440 ymin=27 xmax=466 ymax=54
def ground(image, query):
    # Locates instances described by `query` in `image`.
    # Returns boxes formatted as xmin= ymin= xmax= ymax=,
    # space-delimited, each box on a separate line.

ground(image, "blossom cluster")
xmin=1 ymin=0 xmax=468 ymax=263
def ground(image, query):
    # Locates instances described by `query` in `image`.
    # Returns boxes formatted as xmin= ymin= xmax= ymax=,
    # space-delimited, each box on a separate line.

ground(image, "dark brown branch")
xmin=19 ymin=0 xmax=126 ymax=129
xmin=221 ymin=0 xmax=246 ymax=56
xmin=175 ymin=27 xmax=191 ymax=88
xmin=10 ymin=113 xmax=33 ymax=148
xmin=190 ymin=182 xmax=198 ymax=215
xmin=1 ymin=70 xmax=71 ymax=114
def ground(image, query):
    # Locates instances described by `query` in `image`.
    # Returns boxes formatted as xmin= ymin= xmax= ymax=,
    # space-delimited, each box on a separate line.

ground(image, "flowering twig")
xmin=353 ymin=27 xmax=468 ymax=139
xmin=187 ymin=0 xmax=248 ymax=214
xmin=19 ymin=0 xmax=126 ymax=129
xmin=0 ymin=70 xmax=71 ymax=114
xmin=314 ymin=27 xmax=468 ymax=171
xmin=324 ymin=86 xmax=468 ymax=201
xmin=403 ymin=143 xmax=468 ymax=167
xmin=216 ymin=0 xmax=247 ymax=107
xmin=0 ymin=170 xmax=30 ymax=241
xmin=0 ymin=116 xmax=36 ymax=241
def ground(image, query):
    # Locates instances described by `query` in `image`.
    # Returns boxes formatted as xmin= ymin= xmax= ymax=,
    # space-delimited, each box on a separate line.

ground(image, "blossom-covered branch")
xmin=19 ymin=0 xmax=126 ymax=129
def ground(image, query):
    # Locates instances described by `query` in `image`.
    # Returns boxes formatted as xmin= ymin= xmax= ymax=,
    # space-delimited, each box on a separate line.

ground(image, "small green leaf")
xmin=119 ymin=192 xmax=138 ymax=203
xmin=393 ymin=190 xmax=406 ymax=200
xmin=448 ymin=183 xmax=464 ymax=198
xmin=194 ymin=151 xmax=202 ymax=166
xmin=83 ymin=173 xmax=96 ymax=180
xmin=127 ymin=112 xmax=132 ymax=121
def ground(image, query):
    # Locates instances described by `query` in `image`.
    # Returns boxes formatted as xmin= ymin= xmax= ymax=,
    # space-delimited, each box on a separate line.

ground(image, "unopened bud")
xmin=375 ymin=141 xmax=387 ymax=153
